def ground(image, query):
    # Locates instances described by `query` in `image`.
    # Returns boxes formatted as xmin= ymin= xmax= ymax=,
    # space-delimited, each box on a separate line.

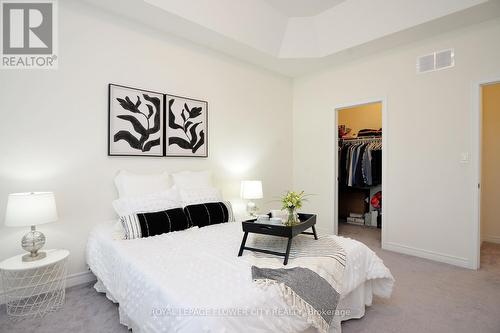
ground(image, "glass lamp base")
xmin=22 ymin=251 xmax=46 ymax=262
xmin=246 ymin=201 xmax=258 ymax=216
xmin=21 ymin=225 xmax=46 ymax=262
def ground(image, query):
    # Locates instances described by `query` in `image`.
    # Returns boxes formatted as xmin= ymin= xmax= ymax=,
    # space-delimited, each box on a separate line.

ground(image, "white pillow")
xmin=179 ymin=187 xmax=222 ymax=206
xmin=112 ymin=221 xmax=126 ymax=240
xmin=112 ymin=188 xmax=181 ymax=216
xmin=171 ymin=170 xmax=212 ymax=190
xmin=114 ymin=170 xmax=170 ymax=198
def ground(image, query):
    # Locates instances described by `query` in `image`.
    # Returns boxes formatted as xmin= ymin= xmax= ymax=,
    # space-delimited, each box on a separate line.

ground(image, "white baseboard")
xmin=383 ymin=241 xmax=472 ymax=269
xmin=66 ymin=270 xmax=97 ymax=288
xmin=482 ymin=234 xmax=500 ymax=244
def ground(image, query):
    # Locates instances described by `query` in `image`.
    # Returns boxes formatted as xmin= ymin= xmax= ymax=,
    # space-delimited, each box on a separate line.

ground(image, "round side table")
xmin=0 ymin=249 xmax=69 ymax=320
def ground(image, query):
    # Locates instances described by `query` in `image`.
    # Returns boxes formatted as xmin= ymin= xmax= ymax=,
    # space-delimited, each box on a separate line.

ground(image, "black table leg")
xmin=312 ymin=225 xmax=318 ymax=240
xmin=283 ymin=237 xmax=293 ymax=265
xmin=238 ymin=232 xmax=249 ymax=256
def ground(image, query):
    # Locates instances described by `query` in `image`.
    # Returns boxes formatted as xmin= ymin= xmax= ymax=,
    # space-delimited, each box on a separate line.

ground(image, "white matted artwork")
xmin=166 ymin=94 xmax=208 ymax=157
xmin=108 ymin=84 xmax=164 ymax=156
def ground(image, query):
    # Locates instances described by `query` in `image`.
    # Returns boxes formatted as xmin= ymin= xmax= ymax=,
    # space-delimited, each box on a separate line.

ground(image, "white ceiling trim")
xmin=144 ymin=0 xmax=289 ymax=56
xmin=83 ymin=0 xmax=500 ymax=76
xmin=143 ymin=0 xmax=489 ymax=59
xmin=310 ymin=0 xmax=488 ymax=58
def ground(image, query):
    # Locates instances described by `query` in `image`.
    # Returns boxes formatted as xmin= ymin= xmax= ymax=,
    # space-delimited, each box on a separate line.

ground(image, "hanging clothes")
xmin=370 ymin=148 xmax=382 ymax=185
xmin=339 ymin=138 xmax=382 ymax=187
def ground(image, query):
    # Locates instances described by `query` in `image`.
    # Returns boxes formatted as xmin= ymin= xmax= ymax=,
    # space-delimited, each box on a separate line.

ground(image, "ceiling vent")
xmin=417 ymin=49 xmax=454 ymax=74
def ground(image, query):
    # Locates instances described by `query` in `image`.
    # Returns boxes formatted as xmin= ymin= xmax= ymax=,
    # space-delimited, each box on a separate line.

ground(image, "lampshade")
xmin=240 ymin=181 xmax=263 ymax=200
xmin=5 ymin=192 xmax=58 ymax=227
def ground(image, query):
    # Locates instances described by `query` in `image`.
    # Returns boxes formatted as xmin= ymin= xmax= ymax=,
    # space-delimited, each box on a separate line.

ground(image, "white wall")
xmin=293 ymin=18 xmax=500 ymax=268
xmin=0 ymin=0 xmax=293 ymax=280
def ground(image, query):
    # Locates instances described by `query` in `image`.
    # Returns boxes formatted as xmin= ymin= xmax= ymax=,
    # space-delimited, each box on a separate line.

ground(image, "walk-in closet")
xmin=337 ymin=102 xmax=382 ymax=242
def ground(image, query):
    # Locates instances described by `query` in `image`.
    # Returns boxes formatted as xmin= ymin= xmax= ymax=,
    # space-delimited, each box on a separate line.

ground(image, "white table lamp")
xmin=241 ymin=180 xmax=263 ymax=216
xmin=5 ymin=192 xmax=58 ymax=262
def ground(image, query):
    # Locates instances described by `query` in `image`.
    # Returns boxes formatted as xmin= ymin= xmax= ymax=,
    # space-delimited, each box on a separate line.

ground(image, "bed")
xmin=86 ymin=220 xmax=394 ymax=333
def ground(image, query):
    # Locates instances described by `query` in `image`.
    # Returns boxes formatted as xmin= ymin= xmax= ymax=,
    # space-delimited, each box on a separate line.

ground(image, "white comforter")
xmin=86 ymin=221 xmax=393 ymax=333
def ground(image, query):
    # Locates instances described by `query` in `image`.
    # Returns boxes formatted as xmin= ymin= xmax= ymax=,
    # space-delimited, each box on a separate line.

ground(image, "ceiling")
xmin=84 ymin=0 xmax=500 ymax=76
xmin=264 ymin=0 xmax=346 ymax=17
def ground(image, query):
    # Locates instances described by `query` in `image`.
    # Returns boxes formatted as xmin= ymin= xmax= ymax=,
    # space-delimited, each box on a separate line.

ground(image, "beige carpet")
xmin=339 ymin=223 xmax=500 ymax=333
xmin=1 ymin=225 xmax=499 ymax=333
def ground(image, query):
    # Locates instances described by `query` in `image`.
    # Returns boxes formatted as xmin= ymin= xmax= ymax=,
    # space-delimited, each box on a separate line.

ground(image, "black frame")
xmin=108 ymin=83 xmax=165 ymax=157
xmin=108 ymin=84 xmax=209 ymax=158
xmin=164 ymin=93 xmax=209 ymax=158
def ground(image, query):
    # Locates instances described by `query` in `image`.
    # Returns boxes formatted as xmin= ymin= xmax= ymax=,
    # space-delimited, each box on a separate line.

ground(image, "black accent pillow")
xmin=184 ymin=201 xmax=234 ymax=228
xmin=120 ymin=208 xmax=189 ymax=239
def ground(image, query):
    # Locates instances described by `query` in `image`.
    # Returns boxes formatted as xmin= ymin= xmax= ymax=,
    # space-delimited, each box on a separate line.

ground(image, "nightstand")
xmin=0 ymin=249 xmax=69 ymax=320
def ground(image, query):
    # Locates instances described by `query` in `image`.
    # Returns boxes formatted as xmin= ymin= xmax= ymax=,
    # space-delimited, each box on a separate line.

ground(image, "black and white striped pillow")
xmin=183 ymin=201 xmax=235 ymax=228
xmin=120 ymin=208 xmax=189 ymax=240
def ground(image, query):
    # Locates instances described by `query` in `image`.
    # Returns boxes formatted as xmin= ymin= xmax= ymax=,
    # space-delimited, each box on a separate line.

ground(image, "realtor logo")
xmin=1 ymin=0 xmax=58 ymax=69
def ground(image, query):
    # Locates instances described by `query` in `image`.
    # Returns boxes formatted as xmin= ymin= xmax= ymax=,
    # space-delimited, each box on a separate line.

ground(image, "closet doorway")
xmin=478 ymin=81 xmax=500 ymax=268
xmin=335 ymin=100 xmax=384 ymax=247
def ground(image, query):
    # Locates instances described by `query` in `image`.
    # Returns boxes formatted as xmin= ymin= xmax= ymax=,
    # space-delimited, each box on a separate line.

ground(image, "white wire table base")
xmin=1 ymin=258 xmax=68 ymax=320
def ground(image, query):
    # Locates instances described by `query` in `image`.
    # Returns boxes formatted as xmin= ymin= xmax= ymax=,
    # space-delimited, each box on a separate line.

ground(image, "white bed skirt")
xmin=93 ymin=277 xmax=374 ymax=333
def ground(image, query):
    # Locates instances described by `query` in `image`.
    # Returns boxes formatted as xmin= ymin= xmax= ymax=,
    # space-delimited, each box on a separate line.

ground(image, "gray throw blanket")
xmin=250 ymin=235 xmax=346 ymax=333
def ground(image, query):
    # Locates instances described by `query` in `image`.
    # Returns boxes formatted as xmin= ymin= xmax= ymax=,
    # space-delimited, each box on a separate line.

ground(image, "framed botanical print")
xmin=165 ymin=94 xmax=208 ymax=157
xmin=108 ymin=84 xmax=164 ymax=156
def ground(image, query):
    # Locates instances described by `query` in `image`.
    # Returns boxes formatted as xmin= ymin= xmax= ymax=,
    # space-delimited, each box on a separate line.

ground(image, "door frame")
xmin=472 ymin=78 xmax=500 ymax=269
xmin=333 ymin=97 xmax=388 ymax=248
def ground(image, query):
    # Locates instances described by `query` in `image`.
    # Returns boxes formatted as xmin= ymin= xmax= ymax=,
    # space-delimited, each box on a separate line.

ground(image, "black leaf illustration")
xmin=192 ymin=130 xmax=205 ymax=153
xmin=116 ymin=115 xmax=147 ymax=137
xmin=169 ymin=99 xmax=184 ymax=130
xmin=114 ymin=131 xmax=141 ymax=150
xmin=143 ymin=138 xmax=161 ymax=152
xmin=114 ymin=93 xmax=161 ymax=152
xmin=168 ymin=98 xmax=206 ymax=154
xmin=169 ymin=137 xmax=192 ymax=150
xmin=143 ymin=94 xmax=161 ymax=134
xmin=189 ymin=107 xmax=203 ymax=119
xmin=117 ymin=96 xmax=142 ymax=114
xmin=189 ymin=122 xmax=201 ymax=146
xmin=146 ymin=104 xmax=154 ymax=119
